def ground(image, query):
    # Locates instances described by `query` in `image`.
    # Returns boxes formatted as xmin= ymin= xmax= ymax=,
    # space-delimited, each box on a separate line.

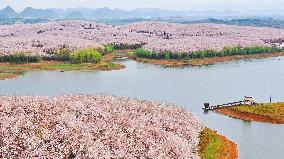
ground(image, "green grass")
xmin=0 ymin=65 xmax=10 ymax=69
xmin=0 ymin=70 xmax=26 ymax=80
xmin=229 ymin=103 xmax=284 ymax=122
xmin=112 ymin=52 xmax=127 ymax=57
xmin=128 ymin=51 xmax=134 ymax=56
xmin=199 ymin=128 xmax=237 ymax=159
xmin=0 ymin=49 xmax=123 ymax=80
xmin=203 ymin=134 xmax=224 ymax=159
xmin=199 ymin=128 xmax=224 ymax=159
xmin=46 ymin=63 xmax=91 ymax=70
xmin=0 ymin=64 xmax=30 ymax=70
xmin=46 ymin=62 xmax=116 ymax=70
xmin=0 ymin=59 xmax=121 ymax=80
xmin=99 ymin=62 xmax=116 ymax=68
xmin=0 ymin=72 xmax=14 ymax=78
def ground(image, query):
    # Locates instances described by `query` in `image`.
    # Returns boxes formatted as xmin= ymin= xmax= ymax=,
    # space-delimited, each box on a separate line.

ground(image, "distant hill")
xmin=96 ymin=7 xmax=131 ymax=19
xmin=184 ymin=18 xmax=284 ymax=29
xmin=0 ymin=5 xmax=284 ymax=27
xmin=65 ymin=11 xmax=85 ymax=20
xmin=0 ymin=5 xmax=18 ymax=18
xmin=20 ymin=7 xmax=57 ymax=19
xmin=1 ymin=5 xmax=284 ymax=20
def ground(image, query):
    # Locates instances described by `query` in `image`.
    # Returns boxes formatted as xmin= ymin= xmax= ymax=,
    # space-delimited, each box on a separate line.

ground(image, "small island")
xmin=215 ymin=102 xmax=284 ymax=124
xmin=133 ymin=49 xmax=284 ymax=67
xmin=0 ymin=47 xmax=124 ymax=80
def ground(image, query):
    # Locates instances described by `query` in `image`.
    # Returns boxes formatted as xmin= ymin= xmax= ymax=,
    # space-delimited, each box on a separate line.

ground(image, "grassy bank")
xmin=199 ymin=128 xmax=238 ymax=159
xmin=135 ymin=46 xmax=283 ymax=60
xmin=106 ymin=48 xmax=284 ymax=67
xmin=131 ymin=45 xmax=284 ymax=66
xmin=0 ymin=48 xmax=125 ymax=80
xmin=0 ymin=53 xmax=123 ymax=80
xmin=0 ymin=72 xmax=22 ymax=80
xmin=0 ymin=61 xmax=123 ymax=80
xmin=133 ymin=52 xmax=284 ymax=67
xmin=215 ymin=103 xmax=284 ymax=124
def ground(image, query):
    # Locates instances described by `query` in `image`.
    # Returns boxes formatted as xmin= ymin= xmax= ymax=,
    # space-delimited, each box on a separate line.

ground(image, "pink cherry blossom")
xmin=0 ymin=20 xmax=283 ymax=55
xmin=0 ymin=95 xmax=203 ymax=158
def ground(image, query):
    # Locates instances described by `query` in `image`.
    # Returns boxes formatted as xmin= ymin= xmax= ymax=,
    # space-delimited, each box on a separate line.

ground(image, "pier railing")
xmin=203 ymin=101 xmax=245 ymax=110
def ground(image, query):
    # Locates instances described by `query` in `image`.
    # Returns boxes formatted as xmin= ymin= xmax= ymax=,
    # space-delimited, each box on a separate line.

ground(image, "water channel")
xmin=1 ymin=57 xmax=284 ymax=159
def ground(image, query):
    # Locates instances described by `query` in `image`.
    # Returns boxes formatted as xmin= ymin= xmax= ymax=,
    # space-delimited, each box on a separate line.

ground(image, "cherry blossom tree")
xmin=0 ymin=95 xmax=203 ymax=158
xmin=1 ymin=20 xmax=284 ymax=55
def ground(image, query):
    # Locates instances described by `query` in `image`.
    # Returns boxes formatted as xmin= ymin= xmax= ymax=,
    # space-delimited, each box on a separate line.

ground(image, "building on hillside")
xmin=244 ymin=96 xmax=254 ymax=105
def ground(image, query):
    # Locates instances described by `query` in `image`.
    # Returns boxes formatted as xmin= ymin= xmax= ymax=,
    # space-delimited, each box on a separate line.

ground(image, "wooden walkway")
xmin=203 ymin=101 xmax=245 ymax=110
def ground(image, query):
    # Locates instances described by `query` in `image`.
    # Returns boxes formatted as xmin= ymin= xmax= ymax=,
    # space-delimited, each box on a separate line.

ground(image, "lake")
xmin=1 ymin=57 xmax=284 ymax=159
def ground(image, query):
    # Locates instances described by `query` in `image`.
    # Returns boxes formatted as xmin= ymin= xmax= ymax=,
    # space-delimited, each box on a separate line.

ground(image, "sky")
xmin=0 ymin=0 xmax=284 ymax=11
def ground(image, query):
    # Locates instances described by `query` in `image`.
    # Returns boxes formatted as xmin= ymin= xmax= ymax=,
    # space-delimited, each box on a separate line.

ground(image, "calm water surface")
xmin=1 ymin=57 xmax=284 ymax=159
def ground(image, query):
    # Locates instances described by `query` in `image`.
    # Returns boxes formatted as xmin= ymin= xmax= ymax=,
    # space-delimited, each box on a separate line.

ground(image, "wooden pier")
xmin=203 ymin=96 xmax=255 ymax=111
xmin=203 ymin=101 xmax=245 ymax=110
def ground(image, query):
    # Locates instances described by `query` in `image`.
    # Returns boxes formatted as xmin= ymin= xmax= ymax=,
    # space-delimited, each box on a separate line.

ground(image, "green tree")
xmin=70 ymin=48 xmax=102 ymax=64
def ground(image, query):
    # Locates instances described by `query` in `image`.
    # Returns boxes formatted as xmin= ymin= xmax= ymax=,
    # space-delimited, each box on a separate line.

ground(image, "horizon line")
xmin=1 ymin=5 xmax=283 ymax=13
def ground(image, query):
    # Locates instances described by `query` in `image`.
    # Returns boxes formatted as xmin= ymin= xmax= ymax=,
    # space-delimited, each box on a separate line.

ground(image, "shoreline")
xmin=0 ymin=61 xmax=124 ymax=80
xmin=214 ymin=103 xmax=284 ymax=124
xmin=0 ymin=72 xmax=19 ymax=80
xmin=2 ymin=51 xmax=284 ymax=80
xmin=132 ymin=52 xmax=284 ymax=67
xmin=199 ymin=128 xmax=238 ymax=159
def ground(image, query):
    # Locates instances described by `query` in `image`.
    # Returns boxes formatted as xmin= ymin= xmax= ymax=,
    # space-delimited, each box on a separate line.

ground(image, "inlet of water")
xmin=1 ymin=57 xmax=284 ymax=159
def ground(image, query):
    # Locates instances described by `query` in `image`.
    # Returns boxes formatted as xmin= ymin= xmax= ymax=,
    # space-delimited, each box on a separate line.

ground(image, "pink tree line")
xmin=0 ymin=20 xmax=284 ymax=55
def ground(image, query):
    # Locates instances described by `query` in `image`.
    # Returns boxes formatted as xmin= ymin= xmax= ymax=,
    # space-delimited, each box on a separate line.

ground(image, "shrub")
xmin=113 ymin=43 xmax=145 ymax=50
xmin=127 ymin=51 xmax=134 ymax=56
xmin=134 ymin=45 xmax=282 ymax=60
xmin=53 ymin=48 xmax=72 ymax=61
xmin=70 ymin=48 xmax=102 ymax=64
xmin=164 ymin=52 xmax=171 ymax=59
xmin=0 ymin=53 xmax=41 ymax=64
xmin=135 ymin=48 xmax=153 ymax=58
xmin=105 ymin=45 xmax=114 ymax=53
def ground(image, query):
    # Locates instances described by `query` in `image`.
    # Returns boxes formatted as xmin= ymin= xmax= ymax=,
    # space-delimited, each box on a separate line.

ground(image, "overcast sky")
xmin=1 ymin=0 xmax=284 ymax=11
